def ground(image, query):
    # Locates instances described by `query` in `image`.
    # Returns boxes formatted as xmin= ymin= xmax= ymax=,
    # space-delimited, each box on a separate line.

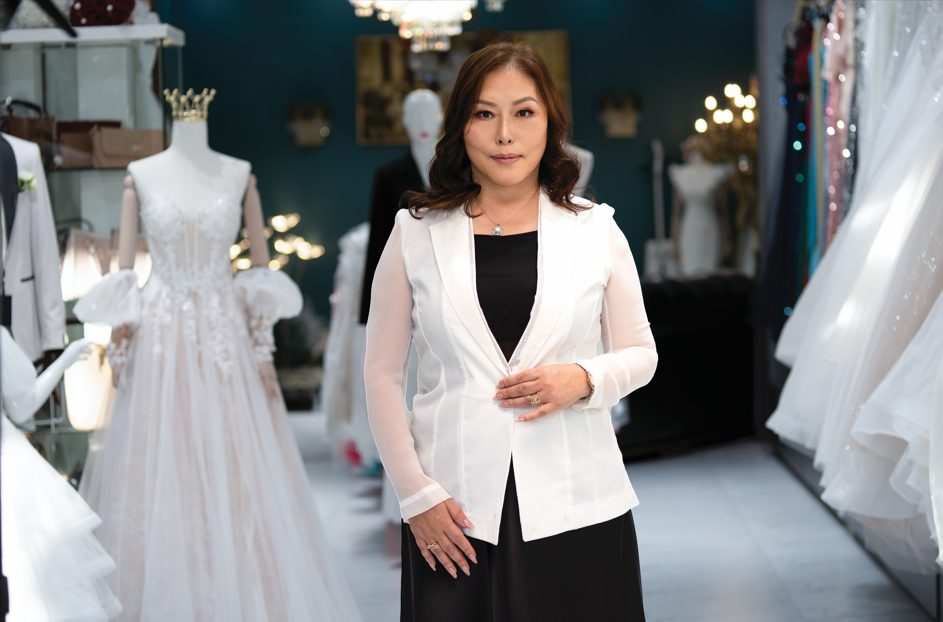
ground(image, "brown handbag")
xmin=89 ymin=127 xmax=164 ymax=169
xmin=55 ymin=120 xmax=122 ymax=169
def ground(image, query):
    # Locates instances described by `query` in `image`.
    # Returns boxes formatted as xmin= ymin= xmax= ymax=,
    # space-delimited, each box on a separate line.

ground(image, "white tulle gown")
xmin=74 ymin=180 xmax=362 ymax=620
xmin=767 ymin=1 xmax=943 ymax=455
xmin=1 ymin=328 xmax=121 ymax=622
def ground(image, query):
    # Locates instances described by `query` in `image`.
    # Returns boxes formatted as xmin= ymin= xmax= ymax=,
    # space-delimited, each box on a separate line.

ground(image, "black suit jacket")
xmin=359 ymin=151 xmax=424 ymax=324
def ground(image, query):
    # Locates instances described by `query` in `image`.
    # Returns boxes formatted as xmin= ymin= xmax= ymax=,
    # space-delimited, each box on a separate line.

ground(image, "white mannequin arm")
xmin=117 ymin=175 xmax=139 ymax=270
xmin=4 ymin=339 xmax=91 ymax=424
xmin=243 ymin=174 xmax=270 ymax=266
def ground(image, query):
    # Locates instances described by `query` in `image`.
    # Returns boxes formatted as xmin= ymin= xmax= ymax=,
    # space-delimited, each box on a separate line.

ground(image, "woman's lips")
xmin=492 ymin=155 xmax=521 ymax=165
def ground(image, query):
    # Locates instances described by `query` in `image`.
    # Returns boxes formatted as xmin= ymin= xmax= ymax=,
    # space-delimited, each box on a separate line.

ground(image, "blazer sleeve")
xmin=28 ymin=148 xmax=65 ymax=351
xmin=363 ymin=212 xmax=450 ymax=519
xmin=573 ymin=215 xmax=658 ymax=411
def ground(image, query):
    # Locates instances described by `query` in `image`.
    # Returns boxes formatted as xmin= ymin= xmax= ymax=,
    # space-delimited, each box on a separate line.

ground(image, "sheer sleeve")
xmin=233 ymin=267 xmax=304 ymax=363
xmin=573 ymin=216 xmax=658 ymax=411
xmin=74 ymin=270 xmax=141 ymax=328
xmin=364 ymin=215 xmax=450 ymax=519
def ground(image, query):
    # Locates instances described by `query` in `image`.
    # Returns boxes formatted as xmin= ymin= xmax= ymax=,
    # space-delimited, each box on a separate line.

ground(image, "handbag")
xmin=55 ymin=120 xmax=122 ymax=169
xmin=1 ymin=98 xmax=56 ymax=167
xmin=89 ymin=127 xmax=163 ymax=169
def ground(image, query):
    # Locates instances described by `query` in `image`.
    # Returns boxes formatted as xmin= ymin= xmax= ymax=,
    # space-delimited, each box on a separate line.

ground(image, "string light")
xmin=742 ymin=109 xmax=755 ymax=123
xmin=694 ymin=118 xmax=708 ymax=133
xmin=231 ymin=213 xmax=323 ymax=272
xmin=705 ymin=96 xmax=718 ymax=111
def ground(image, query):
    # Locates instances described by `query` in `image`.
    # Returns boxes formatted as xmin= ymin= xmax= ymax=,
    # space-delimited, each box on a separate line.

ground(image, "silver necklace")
xmin=477 ymin=197 xmax=534 ymax=236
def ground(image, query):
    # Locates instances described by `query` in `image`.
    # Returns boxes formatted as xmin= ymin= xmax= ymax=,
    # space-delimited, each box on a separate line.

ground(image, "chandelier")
xmin=350 ymin=1 xmax=506 ymax=52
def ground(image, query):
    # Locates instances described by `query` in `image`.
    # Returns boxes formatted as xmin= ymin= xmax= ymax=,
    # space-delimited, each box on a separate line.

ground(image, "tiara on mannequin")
xmin=163 ymin=88 xmax=217 ymax=122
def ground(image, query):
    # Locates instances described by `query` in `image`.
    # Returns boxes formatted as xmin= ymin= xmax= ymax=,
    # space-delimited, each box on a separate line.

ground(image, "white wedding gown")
xmin=767 ymin=0 xmax=943 ymax=572
xmin=2 ymin=328 xmax=121 ymax=622
xmin=767 ymin=1 xmax=943 ymax=453
xmin=74 ymin=177 xmax=362 ymax=620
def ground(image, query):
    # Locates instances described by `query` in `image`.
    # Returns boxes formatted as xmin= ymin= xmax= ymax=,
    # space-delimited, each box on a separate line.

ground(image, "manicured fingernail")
xmin=470 ymin=554 xmax=478 ymax=564
xmin=463 ymin=518 xmax=473 ymax=528
xmin=449 ymin=568 xmax=458 ymax=579
xmin=501 ymin=401 xmax=511 ymax=407
xmin=462 ymin=565 xmax=470 ymax=576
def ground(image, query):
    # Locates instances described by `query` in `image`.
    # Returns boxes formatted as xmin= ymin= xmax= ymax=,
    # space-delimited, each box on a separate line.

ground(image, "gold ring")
xmin=527 ymin=394 xmax=541 ymax=407
xmin=426 ymin=542 xmax=438 ymax=550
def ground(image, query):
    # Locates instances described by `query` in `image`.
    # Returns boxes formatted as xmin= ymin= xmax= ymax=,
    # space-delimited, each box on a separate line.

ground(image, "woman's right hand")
xmin=408 ymin=498 xmax=478 ymax=578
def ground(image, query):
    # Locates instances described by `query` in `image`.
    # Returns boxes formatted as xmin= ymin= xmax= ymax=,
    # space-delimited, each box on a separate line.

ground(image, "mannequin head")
xmin=402 ymin=89 xmax=442 ymax=147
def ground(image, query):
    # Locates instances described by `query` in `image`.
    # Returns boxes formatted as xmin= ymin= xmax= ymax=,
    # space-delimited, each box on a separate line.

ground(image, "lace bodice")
xmin=140 ymin=192 xmax=242 ymax=291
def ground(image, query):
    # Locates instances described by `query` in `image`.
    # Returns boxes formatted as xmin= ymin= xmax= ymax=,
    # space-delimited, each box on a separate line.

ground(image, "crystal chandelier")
xmin=350 ymin=1 xmax=506 ymax=52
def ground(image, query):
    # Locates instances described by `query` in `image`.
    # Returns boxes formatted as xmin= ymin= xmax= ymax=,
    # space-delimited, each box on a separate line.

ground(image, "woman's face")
xmin=464 ymin=66 xmax=548 ymax=192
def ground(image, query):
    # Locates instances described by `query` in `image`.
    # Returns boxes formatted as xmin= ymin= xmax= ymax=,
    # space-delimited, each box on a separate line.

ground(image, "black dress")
xmin=401 ymin=231 xmax=646 ymax=622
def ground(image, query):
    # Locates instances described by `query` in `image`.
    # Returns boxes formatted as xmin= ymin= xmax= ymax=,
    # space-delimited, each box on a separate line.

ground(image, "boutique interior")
xmin=2 ymin=0 xmax=943 ymax=620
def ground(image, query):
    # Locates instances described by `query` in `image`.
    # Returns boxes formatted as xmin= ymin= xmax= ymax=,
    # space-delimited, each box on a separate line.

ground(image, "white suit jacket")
xmin=2 ymin=134 xmax=64 ymax=362
xmin=364 ymin=192 xmax=657 ymax=544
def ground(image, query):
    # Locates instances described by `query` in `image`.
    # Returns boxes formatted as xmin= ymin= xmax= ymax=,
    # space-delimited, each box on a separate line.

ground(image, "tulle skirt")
xmin=79 ymin=280 xmax=362 ymax=621
xmin=2 ymin=416 xmax=121 ymax=621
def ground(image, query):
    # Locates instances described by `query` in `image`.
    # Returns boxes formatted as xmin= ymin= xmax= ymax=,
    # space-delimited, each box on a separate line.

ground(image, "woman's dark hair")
xmin=406 ymin=41 xmax=587 ymax=217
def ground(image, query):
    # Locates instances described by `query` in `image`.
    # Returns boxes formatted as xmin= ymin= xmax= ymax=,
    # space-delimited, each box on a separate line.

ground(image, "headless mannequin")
xmin=116 ymin=120 xmax=268 ymax=269
xmin=669 ymin=146 xmax=731 ymax=275
xmin=112 ymin=118 xmax=275 ymax=390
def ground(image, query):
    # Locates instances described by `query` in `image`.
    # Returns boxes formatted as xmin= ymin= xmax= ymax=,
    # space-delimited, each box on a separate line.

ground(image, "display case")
xmin=0 ymin=23 xmax=185 ymax=481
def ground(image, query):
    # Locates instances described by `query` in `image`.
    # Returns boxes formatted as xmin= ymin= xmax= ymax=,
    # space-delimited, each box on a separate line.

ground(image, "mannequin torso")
xmin=669 ymin=154 xmax=730 ymax=274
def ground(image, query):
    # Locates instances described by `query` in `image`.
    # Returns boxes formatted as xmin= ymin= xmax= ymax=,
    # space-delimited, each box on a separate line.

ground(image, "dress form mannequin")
xmin=72 ymin=89 xmax=361 ymax=621
xmin=669 ymin=139 xmax=731 ymax=275
xmin=2 ymin=327 xmax=122 ymax=620
xmin=403 ymin=88 xmax=442 ymax=189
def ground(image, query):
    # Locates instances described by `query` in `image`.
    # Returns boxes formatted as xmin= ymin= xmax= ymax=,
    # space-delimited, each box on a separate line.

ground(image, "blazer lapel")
xmin=513 ymin=192 xmax=578 ymax=371
xmin=429 ymin=207 xmax=509 ymax=376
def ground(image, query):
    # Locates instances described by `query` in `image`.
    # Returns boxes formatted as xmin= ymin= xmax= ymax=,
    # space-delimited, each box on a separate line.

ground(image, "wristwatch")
xmin=575 ymin=363 xmax=595 ymax=401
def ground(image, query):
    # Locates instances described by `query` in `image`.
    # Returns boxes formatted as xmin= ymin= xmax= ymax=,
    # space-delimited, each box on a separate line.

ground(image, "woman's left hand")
xmin=494 ymin=364 xmax=591 ymax=422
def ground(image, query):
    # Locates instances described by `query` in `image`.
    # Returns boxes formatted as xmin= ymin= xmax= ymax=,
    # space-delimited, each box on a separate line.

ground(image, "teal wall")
xmin=156 ymin=0 xmax=756 ymax=316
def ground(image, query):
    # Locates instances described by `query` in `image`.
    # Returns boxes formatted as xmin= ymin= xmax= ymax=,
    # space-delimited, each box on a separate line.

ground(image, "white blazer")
xmin=364 ymin=192 xmax=657 ymax=544
xmin=2 ymin=134 xmax=64 ymax=362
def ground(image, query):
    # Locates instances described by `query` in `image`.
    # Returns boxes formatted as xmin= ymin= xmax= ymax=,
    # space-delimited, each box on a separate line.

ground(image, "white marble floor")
xmin=290 ymin=413 xmax=933 ymax=622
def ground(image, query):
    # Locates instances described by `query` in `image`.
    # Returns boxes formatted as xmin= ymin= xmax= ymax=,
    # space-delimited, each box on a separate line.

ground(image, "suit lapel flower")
xmin=17 ymin=171 xmax=37 ymax=193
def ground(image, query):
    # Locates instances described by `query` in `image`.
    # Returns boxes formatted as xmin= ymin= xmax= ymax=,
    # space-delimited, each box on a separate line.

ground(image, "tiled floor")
xmin=290 ymin=413 xmax=933 ymax=622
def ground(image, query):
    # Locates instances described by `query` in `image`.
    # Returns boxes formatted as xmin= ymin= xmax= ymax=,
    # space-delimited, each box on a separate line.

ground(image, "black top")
xmin=474 ymin=231 xmax=538 ymax=362
xmin=359 ymin=152 xmax=425 ymax=325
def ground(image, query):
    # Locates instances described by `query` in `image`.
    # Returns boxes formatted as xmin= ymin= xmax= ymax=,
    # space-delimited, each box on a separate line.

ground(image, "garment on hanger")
xmin=0 ymin=133 xmax=64 ymax=361
xmin=322 ymin=222 xmax=369 ymax=450
xmin=74 ymin=161 xmax=363 ymax=621
xmin=767 ymin=0 xmax=936 ymax=449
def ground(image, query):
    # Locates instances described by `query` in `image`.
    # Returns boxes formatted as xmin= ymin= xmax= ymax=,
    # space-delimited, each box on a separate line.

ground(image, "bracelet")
xmin=575 ymin=363 xmax=595 ymax=401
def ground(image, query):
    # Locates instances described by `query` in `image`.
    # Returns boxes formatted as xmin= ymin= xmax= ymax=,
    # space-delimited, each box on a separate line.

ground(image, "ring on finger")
xmin=425 ymin=542 xmax=439 ymax=550
xmin=527 ymin=393 xmax=541 ymax=407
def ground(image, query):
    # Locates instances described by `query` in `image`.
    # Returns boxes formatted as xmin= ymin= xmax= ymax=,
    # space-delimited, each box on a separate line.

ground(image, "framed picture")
xmin=355 ymin=30 xmax=570 ymax=146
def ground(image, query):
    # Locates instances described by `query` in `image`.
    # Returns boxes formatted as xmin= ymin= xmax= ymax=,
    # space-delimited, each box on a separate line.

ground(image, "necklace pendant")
xmin=491 ymin=224 xmax=503 ymax=236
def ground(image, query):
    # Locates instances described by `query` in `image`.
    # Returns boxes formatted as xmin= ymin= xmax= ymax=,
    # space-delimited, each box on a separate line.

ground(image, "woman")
xmin=364 ymin=42 xmax=657 ymax=621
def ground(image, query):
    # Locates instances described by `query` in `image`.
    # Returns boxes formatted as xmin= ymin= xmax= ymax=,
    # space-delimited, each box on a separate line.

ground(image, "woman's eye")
xmin=516 ymin=108 xmax=534 ymax=117
xmin=474 ymin=110 xmax=494 ymax=119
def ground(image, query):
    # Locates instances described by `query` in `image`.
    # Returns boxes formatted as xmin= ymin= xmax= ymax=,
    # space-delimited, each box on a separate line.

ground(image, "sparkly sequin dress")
xmin=768 ymin=0 xmax=943 ymax=573
xmin=768 ymin=1 xmax=943 ymax=450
